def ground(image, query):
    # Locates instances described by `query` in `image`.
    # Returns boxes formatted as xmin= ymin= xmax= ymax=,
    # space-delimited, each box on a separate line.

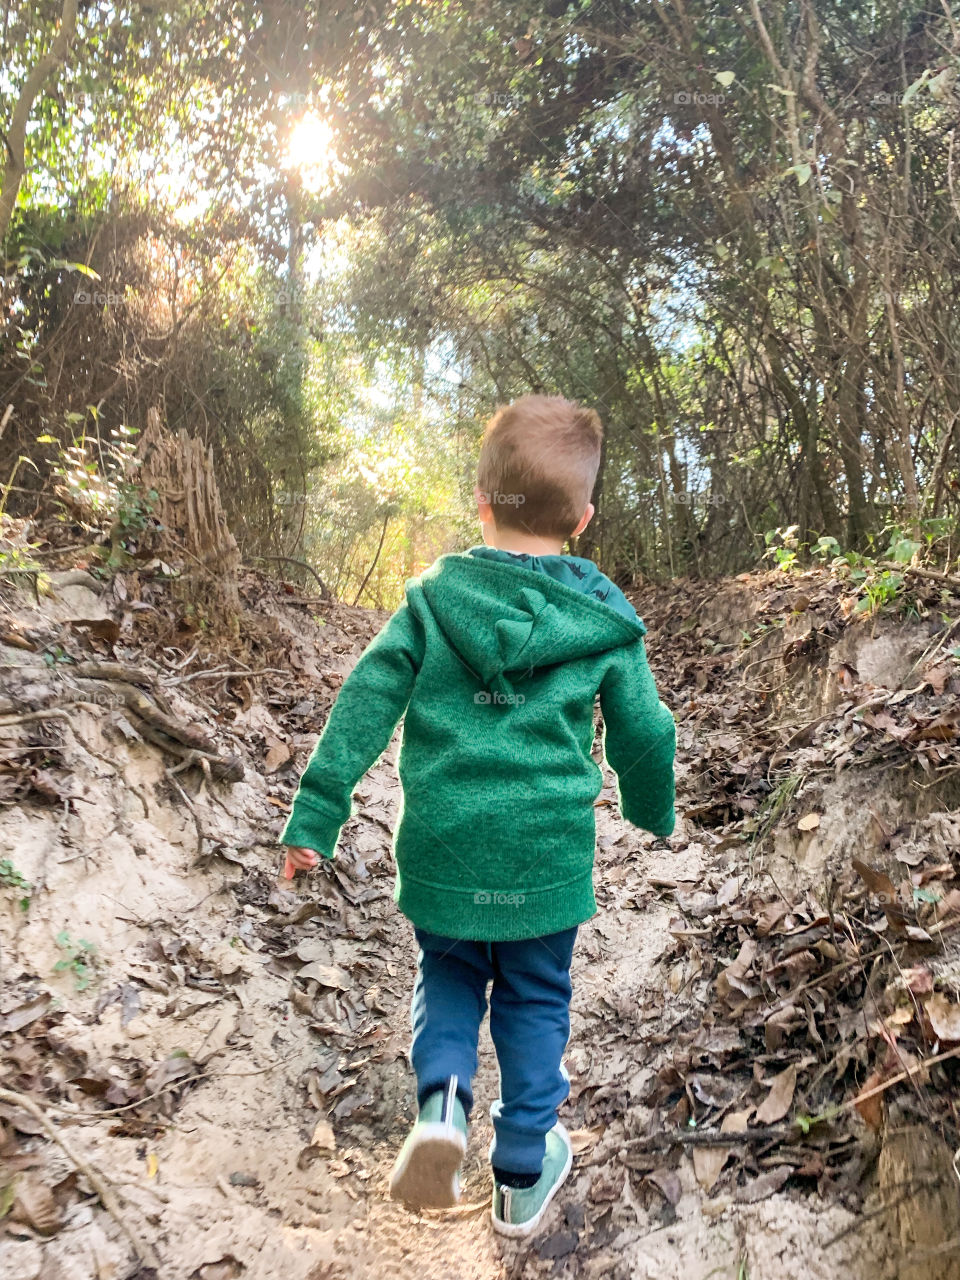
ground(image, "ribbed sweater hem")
xmin=396 ymin=870 xmax=597 ymax=942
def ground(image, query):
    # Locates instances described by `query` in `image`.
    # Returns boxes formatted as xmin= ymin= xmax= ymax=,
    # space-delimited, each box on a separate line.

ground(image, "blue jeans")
xmin=409 ymin=925 xmax=578 ymax=1176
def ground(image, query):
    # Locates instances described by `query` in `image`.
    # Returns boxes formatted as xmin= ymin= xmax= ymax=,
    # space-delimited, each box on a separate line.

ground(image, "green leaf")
xmin=913 ymin=886 xmax=941 ymax=904
xmin=49 ymin=258 xmax=102 ymax=281
xmin=901 ymin=71 xmax=931 ymax=106
xmin=889 ymin=538 xmax=921 ymax=563
xmin=0 ymin=1178 xmax=17 ymax=1219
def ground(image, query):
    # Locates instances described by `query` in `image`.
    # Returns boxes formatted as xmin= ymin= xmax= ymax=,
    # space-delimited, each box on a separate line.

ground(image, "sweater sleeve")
xmin=279 ymin=601 xmax=425 ymax=855
xmin=599 ymin=639 xmax=677 ymax=837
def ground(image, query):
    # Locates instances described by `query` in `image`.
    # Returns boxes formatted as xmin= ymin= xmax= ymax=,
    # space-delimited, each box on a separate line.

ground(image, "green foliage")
xmin=53 ymin=930 xmax=100 ymax=992
xmin=0 ymin=860 xmax=31 ymax=912
xmin=854 ymin=569 xmax=905 ymax=615
xmin=762 ymin=526 xmax=802 ymax=571
xmin=4 ymin=0 xmax=960 ymax=589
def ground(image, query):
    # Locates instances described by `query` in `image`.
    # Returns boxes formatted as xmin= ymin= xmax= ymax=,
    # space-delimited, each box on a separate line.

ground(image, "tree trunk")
xmin=0 ymin=0 xmax=78 ymax=244
xmin=136 ymin=407 xmax=241 ymax=621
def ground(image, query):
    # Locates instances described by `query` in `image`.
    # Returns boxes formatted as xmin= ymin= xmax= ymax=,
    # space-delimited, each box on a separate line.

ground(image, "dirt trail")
xmin=6 ymin=566 xmax=960 ymax=1278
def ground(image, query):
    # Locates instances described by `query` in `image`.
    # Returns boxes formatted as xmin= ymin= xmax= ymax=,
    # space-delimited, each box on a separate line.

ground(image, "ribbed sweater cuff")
xmin=279 ymin=801 xmax=343 ymax=857
xmin=623 ymin=800 xmax=676 ymax=838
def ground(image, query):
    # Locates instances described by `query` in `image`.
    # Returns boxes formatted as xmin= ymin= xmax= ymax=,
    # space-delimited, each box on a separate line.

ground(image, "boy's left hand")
xmin=282 ymin=846 xmax=319 ymax=878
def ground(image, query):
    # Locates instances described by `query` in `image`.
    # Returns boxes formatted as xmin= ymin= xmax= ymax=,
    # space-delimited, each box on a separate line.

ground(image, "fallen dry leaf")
xmin=797 ymin=812 xmax=820 ymax=831
xmin=854 ymin=1070 xmax=885 ymax=1130
xmin=754 ymin=1064 xmax=797 ymax=1125
xmin=264 ymin=736 xmax=291 ymax=772
xmin=926 ymin=992 xmax=960 ymax=1043
xmin=298 ymin=961 xmax=351 ymax=989
xmin=11 ymin=1173 xmax=60 ymax=1235
xmin=643 ymin=1167 xmax=682 ymax=1206
xmin=691 ymin=1108 xmax=750 ymax=1192
xmin=715 ymin=938 xmax=758 ymax=1003
xmin=569 ymin=1127 xmax=602 ymax=1155
xmin=311 ymin=1118 xmax=336 ymax=1152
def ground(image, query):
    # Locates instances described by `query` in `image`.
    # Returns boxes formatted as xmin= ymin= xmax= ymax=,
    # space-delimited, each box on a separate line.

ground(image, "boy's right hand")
xmin=282 ymin=846 xmax=320 ymax=878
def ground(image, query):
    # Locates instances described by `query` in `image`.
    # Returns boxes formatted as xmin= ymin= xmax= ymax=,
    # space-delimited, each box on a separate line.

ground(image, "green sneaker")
xmin=491 ymin=1122 xmax=573 ymax=1238
xmin=389 ymin=1077 xmax=468 ymax=1209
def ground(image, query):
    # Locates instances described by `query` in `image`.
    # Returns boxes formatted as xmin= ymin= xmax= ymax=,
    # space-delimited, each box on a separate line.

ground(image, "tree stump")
xmin=137 ymin=407 xmax=241 ymax=619
xmin=879 ymin=1122 xmax=960 ymax=1280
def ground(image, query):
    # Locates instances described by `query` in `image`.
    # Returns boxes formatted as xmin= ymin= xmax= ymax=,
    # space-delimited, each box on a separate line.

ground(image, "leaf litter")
xmin=1 ymin=558 xmax=959 ymax=1278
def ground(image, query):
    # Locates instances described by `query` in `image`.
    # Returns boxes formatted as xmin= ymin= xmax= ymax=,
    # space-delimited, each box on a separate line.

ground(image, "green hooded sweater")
xmin=280 ymin=550 xmax=676 ymax=941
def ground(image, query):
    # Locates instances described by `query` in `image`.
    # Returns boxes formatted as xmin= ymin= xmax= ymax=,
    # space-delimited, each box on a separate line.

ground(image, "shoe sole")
xmin=389 ymin=1124 xmax=467 ymax=1210
xmin=490 ymin=1125 xmax=573 ymax=1239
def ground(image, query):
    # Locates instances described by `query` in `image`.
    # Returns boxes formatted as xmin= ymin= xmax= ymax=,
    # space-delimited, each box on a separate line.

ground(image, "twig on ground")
xmin=0 ymin=1086 xmax=161 ymax=1270
xmin=29 ymin=1050 xmax=307 ymax=1122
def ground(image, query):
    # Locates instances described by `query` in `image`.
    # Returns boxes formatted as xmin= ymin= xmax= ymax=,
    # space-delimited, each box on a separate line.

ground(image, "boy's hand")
xmin=282 ymin=846 xmax=320 ymax=878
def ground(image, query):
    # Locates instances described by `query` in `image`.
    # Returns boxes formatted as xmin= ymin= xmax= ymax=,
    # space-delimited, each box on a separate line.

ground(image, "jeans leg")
xmin=410 ymin=928 xmax=492 ymax=1117
xmin=488 ymin=927 xmax=578 ymax=1175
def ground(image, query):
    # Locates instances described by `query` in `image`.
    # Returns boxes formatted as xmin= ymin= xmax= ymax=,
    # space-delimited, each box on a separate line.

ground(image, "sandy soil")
xmin=2 ymin=569 xmax=923 ymax=1278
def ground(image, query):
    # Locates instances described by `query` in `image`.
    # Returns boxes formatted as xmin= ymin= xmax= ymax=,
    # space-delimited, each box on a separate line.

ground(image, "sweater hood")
xmin=410 ymin=552 xmax=646 ymax=701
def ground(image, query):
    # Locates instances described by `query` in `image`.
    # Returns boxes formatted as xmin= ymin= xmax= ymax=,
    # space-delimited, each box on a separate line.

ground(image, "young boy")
xmin=280 ymin=394 xmax=676 ymax=1236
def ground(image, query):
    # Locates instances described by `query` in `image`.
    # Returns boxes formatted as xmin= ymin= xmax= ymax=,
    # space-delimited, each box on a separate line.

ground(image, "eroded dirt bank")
xmin=2 ymin=563 xmax=960 ymax=1279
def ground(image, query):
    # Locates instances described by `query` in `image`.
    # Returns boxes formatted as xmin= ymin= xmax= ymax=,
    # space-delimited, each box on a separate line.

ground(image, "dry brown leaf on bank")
xmin=715 ymin=938 xmax=758 ymax=1002
xmin=194 ymin=1008 xmax=238 ymax=1066
xmin=926 ymin=992 xmax=960 ymax=1043
xmin=735 ymin=1164 xmax=792 ymax=1204
xmin=191 ymin=1256 xmax=244 ymax=1280
xmin=851 ymin=857 xmax=896 ymax=902
xmin=754 ymin=1064 xmax=797 ymax=1124
xmin=852 ymin=857 xmax=912 ymax=930
xmin=264 ymin=736 xmax=291 ymax=772
xmin=298 ymin=961 xmax=350 ymax=990
xmin=902 ymin=965 xmax=934 ymax=995
xmin=797 ymin=812 xmax=820 ymax=831
xmin=297 ymin=1117 xmax=337 ymax=1168
xmin=643 ymin=1167 xmax=682 ymax=1206
xmin=853 ymin=1070 xmax=885 ymax=1130
xmin=691 ymin=1108 xmax=751 ymax=1192
xmin=0 ymin=994 xmax=52 ymax=1034
xmin=755 ymin=900 xmax=790 ymax=936
xmin=10 ymin=1172 xmax=60 ymax=1235
xmin=569 ymin=1126 xmax=603 ymax=1155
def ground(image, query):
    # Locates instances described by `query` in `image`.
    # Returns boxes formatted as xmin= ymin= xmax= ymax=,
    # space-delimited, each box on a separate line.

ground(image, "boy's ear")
xmin=571 ymin=503 xmax=595 ymax=537
xmin=475 ymin=486 xmax=496 ymax=526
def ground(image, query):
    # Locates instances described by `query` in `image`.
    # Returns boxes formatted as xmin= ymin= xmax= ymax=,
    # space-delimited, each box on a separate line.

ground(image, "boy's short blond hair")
xmin=476 ymin=394 xmax=603 ymax=539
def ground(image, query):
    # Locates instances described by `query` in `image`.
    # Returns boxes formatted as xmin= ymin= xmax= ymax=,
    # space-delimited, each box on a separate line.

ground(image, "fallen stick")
xmin=0 ymin=1086 xmax=161 ymax=1271
xmin=626 ymin=1044 xmax=960 ymax=1156
xmin=625 ymin=1123 xmax=798 ymax=1152
xmin=70 ymin=660 xmax=157 ymax=685
xmin=877 ymin=561 xmax=960 ymax=592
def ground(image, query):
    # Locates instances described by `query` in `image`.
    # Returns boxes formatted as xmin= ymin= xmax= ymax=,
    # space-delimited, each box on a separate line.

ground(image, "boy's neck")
xmin=482 ymin=526 xmax=567 ymax=557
